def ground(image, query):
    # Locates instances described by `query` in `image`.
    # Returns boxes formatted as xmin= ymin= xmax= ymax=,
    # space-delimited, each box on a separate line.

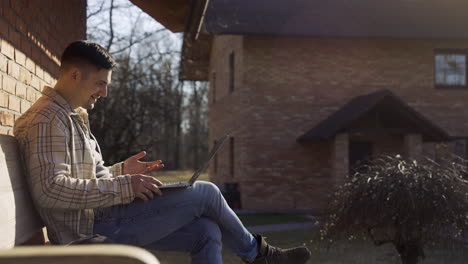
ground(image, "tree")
xmin=321 ymin=155 xmax=468 ymax=264
xmin=86 ymin=0 xmax=208 ymax=169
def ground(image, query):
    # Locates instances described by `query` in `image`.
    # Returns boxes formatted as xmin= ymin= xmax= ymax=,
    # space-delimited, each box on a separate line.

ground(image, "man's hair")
xmin=60 ymin=40 xmax=116 ymax=72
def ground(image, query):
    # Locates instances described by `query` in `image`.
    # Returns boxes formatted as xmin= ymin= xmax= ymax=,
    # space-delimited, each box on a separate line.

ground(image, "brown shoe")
xmin=244 ymin=234 xmax=311 ymax=264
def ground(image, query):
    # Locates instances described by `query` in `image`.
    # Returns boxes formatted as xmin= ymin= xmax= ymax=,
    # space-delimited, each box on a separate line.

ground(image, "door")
xmin=349 ymin=141 xmax=373 ymax=174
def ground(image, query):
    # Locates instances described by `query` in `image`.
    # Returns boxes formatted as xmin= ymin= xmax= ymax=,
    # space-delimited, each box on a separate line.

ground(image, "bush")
xmin=321 ymin=155 xmax=468 ymax=264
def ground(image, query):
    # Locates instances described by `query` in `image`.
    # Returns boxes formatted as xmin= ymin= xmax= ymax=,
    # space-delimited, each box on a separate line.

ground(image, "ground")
xmin=151 ymin=170 xmax=468 ymax=263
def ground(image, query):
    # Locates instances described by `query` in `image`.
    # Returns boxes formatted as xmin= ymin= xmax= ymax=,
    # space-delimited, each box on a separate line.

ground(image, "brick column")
xmin=332 ymin=133 xmax=349 ymax=182
xmin=404 ymin=134 xmax=423 ymax=161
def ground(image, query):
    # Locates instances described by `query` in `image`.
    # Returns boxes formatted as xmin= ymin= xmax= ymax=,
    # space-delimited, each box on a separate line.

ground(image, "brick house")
xmin=178 ymin=0 xmax=468 ymax=211
xmin=1 ymin=0 xmax=465 ymax=213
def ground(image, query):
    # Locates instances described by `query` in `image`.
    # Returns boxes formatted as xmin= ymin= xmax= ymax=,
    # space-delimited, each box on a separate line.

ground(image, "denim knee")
xmin=194 ymin=181 xmax=221 ymax=198
xmin=191 ymin=218 xmax=222 ymax=254
xmin=198 ymin=217 xmax=222 ymax=241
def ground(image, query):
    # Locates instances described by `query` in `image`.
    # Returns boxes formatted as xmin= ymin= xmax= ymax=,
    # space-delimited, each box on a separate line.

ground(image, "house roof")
xmin=297 ymin=90 xmax=450 ymax=142
xmin=203 ymin=0 xmax=468 ymax=38
xmin=180 ymin=0 xmax=468 ymax=80
xmin=130 ymin=0 xmax=210 ymax=33
xmin=180 ymin=33 xmax=212 ymax=81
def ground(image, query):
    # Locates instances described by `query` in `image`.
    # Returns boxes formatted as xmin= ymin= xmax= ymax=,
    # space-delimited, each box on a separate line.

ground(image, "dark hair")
xmin=60 ymin=40 xmax=116 ymax=71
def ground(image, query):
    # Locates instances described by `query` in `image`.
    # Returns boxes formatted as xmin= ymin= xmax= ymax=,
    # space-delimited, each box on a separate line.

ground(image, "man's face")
xmin=76 ymin=67 xmax=112 ymax=110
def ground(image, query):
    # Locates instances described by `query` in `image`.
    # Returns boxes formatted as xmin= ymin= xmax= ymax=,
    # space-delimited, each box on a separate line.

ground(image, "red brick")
xmin=44 ymin=71 xmax=51 ymax=85
xmin=8 ymin=24 xmax=20 ymax=47
xmin=19 ymin=67 xmax=30 ymax=84
xmin=14 ymin=49 xmax=26 ymax=66
xmin=8 ymin=94 xmax=20 ymax=112
xmin=25 ymin=58 xmax=35 ymax=73
xmin=1 ymin=40 xmax=14 ymax=59
xmin=15 ymin=15 xmax=27 ymax=36
xmin=20 ymin=35 xmax=32 ymax=57
xmin=11 ymin=0 xmax=25 ymax=17
xmin=20 ymin=100 xmax=31 ymax=113
xmin=26 ymin=86 xmax=35 ymax=101
xmin=7 ymin=60 xmax=19 ymax=79
xmin=15 ymin=83 xmax=26 ymax=99
xmin=30 ymin=75 xmax=40 ymax=90
xmin=0 ymin=54 xmax=7 ymax=72
xmin=36 ymin=90 xmax=42 ymax=100
xmin=0 ymin=17 xmax=8 ymax=37
xmin=35 ymin=65 xmax=44 ymax=79
xmin=0 ymin=111 xmax=14 ymax=126
xmin=2 ymin=4 xmax=14 ymax=25
xmin=0 ymin=92 xmax=8 ymax=107
xmin=2 ymin=76 xmax=15 ymax=94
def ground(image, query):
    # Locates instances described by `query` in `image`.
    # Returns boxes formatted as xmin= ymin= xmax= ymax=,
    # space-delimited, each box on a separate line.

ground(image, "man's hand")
xmin=131 ymin=174 xmax=163 ymax=201
xmin=124 ymin=151 xmax=164 ymax=175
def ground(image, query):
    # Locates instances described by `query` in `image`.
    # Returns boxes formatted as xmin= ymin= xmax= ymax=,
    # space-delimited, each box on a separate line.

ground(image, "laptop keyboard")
xmin=163 ymin=181 xmax=184 ymax=186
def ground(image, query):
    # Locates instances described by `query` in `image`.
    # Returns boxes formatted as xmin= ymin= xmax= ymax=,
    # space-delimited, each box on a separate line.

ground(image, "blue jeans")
xmin=93 ymin=181 xmax=258 ymax=263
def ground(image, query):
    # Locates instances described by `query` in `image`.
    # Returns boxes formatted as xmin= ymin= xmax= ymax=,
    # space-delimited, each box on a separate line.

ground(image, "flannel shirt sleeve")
xmin=108 ymin=162 xmax=124 ymax=177
xmin=93 ymin=145 xmax=123 ymax=179
xmin=25 ymin=121 xmax=135 ymax=210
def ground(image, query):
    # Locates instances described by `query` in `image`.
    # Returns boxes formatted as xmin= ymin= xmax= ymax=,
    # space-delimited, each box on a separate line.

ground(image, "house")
xmin=0 ymin=0 xmax=464 ymax=213
xmin=177 ymin=0 xmax=468 ymax=211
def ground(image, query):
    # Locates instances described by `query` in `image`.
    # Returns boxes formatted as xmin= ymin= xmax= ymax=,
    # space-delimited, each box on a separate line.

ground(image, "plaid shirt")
xmin=14 ymin=86 xmax=135 ymax=244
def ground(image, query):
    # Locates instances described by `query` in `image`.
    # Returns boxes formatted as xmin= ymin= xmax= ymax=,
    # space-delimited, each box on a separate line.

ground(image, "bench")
xmin=0 ymin=134 xmax=159 ymax=264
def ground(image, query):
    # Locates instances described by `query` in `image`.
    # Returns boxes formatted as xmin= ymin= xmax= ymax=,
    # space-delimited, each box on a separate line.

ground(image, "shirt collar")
xmin=42 ymin=86 xmax=78 ymax=116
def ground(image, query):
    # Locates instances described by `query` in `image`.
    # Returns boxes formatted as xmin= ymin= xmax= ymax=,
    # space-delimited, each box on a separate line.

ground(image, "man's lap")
xmin=93 ymin=181 xmax=217 ymax=246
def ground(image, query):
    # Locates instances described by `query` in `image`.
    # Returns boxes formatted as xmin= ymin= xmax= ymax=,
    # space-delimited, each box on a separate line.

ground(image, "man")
xmin=14 ymin=40 xmax=311 ymax=264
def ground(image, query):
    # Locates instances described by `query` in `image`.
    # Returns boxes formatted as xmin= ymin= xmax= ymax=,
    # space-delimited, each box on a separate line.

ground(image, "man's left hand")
xmin=123 ymin=151 xmax=164 ymax=175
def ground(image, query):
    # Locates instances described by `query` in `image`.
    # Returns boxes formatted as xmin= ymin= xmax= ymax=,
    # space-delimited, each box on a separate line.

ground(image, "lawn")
xmin=147 ymin=171 xmax=468 ymax=263
xmin=151 ymin=227 xmax=468 ymax=264
xmin=237 ymin=212 xmax=312 ymax=226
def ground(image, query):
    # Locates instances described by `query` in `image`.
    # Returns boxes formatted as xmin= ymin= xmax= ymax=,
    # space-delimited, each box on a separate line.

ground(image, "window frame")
xmin=434 ymin=48 xmax=468 ymax=90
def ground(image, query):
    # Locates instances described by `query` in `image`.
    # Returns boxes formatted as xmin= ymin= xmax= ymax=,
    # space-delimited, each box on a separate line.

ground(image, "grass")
xmin=151 ymin=227 xmax=468 ymax=264
xmin=237 ymin=212 xmax=312 ymax=226
xmin=145 ymin=171 xmax=468 ymax=263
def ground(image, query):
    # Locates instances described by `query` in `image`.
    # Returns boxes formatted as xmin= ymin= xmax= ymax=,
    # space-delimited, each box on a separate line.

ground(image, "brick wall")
xmin=0 ymin=0 xmax=86 ymax=134
xmin=209 ymin=36 xmax=468 ymax=211
xmin=208 ymin=35 xmax=247 ymax=184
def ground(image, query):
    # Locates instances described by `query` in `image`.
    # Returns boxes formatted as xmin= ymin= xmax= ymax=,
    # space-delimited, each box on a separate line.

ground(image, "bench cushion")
xmin=0 ymin=134 xmax=44 ymax=248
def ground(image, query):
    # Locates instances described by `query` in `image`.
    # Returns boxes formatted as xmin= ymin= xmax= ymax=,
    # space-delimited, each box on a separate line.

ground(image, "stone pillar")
xmin=332 ymin=133 xmax=349 ymax=182
xmin=404 ymin=134 xmax=423 ymax=161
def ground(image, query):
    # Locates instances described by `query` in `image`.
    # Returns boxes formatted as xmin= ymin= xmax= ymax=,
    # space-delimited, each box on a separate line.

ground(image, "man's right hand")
xmin=130 ymin=174 xmax=163 ymax=201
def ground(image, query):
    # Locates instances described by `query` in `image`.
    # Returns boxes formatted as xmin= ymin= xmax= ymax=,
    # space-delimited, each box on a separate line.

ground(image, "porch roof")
xmin=297 ymin=90 xmax=450 ymax=142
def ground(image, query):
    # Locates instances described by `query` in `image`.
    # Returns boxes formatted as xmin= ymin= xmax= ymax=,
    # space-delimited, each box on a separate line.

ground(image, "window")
xmin=229 ymin=52 xmax=235 ymax=93
xmin=212 ymin=72 xmax=216 ymax=103
xmin=229 ymin=137 xmax=234 ymax=178
xmin=435 ymin=50 xmax=467 ymax=88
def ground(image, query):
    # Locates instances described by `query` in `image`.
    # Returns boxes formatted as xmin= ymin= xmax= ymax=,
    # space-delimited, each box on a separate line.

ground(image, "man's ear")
xmin=69 ymin=67 xmax=81 ymax=81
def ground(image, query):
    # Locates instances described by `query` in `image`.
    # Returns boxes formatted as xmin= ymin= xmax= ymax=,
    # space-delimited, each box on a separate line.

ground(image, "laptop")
xmin=159 ymin=135 xmax=230 ymax=189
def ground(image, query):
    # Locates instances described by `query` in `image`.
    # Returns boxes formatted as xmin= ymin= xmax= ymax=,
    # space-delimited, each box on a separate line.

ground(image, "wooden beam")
xmin=129 ymin=0 xmax=190 ymax=32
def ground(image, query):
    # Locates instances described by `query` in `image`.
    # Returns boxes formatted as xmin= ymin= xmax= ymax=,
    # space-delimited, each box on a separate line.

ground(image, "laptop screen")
xmin=188 ymin=135 xmax=230 ymax=184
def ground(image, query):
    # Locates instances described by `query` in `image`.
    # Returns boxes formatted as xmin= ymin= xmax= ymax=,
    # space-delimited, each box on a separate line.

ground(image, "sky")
xmin=87 ymin=0 xmax=183 ymax=55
